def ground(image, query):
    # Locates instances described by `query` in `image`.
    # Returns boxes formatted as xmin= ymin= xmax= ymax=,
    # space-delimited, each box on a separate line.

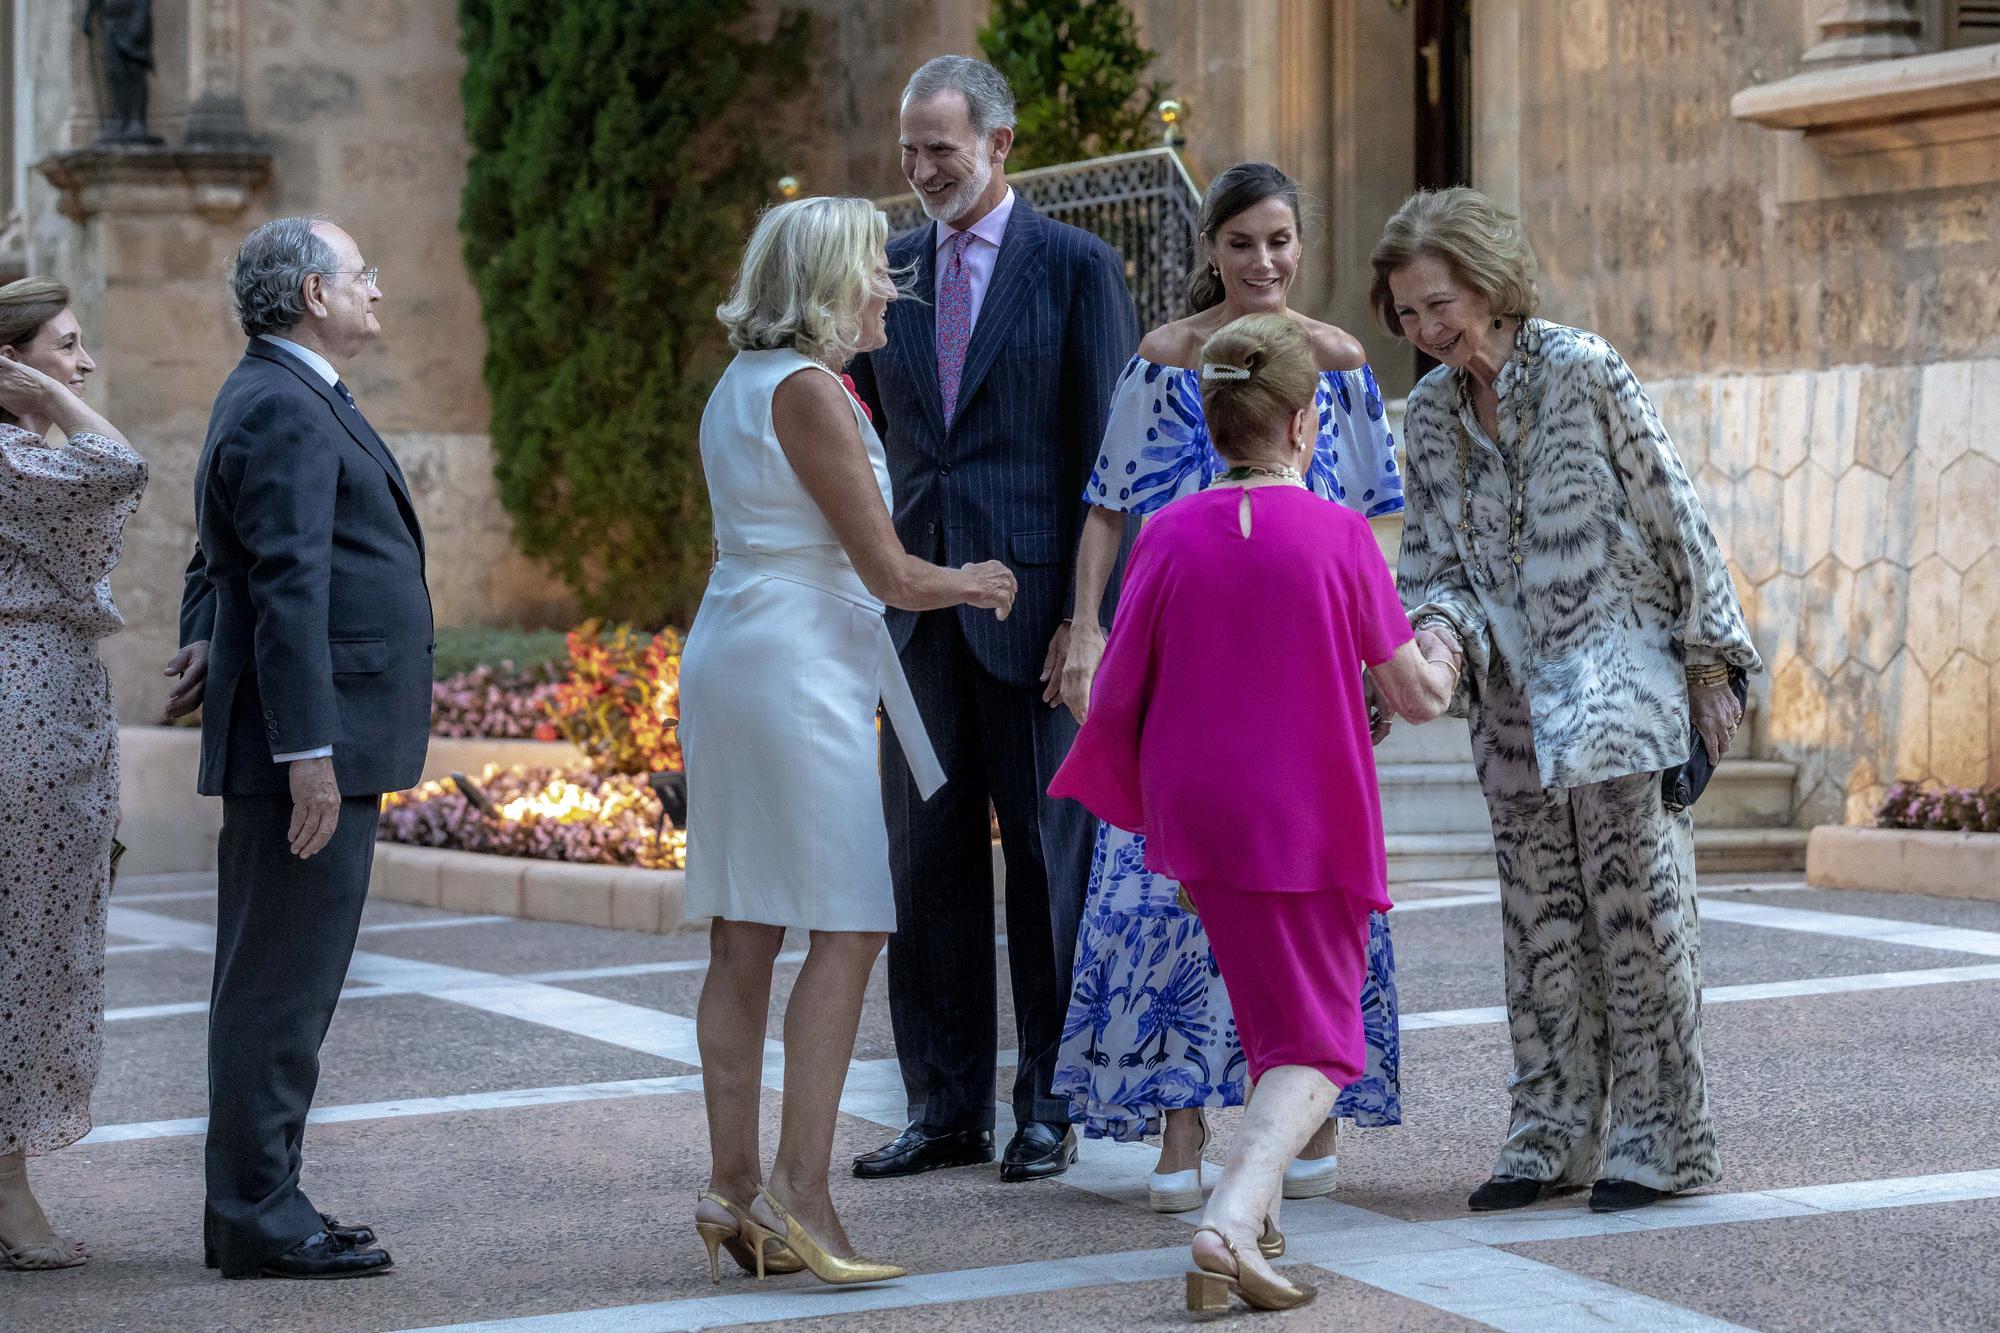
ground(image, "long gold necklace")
xmin=1219 ymin=463 xmax=1303 ymax=485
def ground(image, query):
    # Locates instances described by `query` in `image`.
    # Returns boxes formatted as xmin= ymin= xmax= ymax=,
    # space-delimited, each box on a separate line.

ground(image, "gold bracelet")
xmin=1685 ymin=662 xmax=1731 ymax=688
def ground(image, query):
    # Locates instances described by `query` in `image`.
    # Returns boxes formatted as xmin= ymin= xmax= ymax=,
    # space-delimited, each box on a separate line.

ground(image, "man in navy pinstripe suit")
xmin=847 ymin=56 xmax=1140 ymax=1183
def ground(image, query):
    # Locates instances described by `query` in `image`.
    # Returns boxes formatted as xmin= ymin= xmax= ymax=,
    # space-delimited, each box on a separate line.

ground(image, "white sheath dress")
xmin=679 ymin=348 xmax=943 ymax=931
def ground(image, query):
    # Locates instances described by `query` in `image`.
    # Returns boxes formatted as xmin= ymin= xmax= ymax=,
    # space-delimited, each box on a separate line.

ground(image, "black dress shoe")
xmin=238 ymin=1231 xmax=393 ymax=1280
xmin=1467 ymin=1177 xmax=1548 ymax=1211
xmin=319 ymin=1212 xmax=377 ymax=1248
xmin=852 ymin=1124 xmax=995 ymax=1179
xmin=207 ymin=1214 xmax=376 ymax=1269
xmin=1000 ymin=1122 xmax=1078 ymax=1182
xmin=1589 ymin=1179 xmax=1669 ymax=1212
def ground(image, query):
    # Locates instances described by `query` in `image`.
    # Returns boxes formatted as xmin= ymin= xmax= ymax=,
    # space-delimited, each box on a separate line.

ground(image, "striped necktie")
xmin=936 ymin=230 xmax=974 ymax=425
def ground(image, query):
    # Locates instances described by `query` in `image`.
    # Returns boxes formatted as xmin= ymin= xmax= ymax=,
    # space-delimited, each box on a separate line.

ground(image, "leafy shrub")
xmin=458 ymin=0 xmax=810 ymax=627
xmin=432 ymin=625 xmax=571 ymax=681
xmin=1875 ymin=781 xmax=2000 ymax=833
xmin=548 ymin=622 xmax=685 ymax=775
xmin=380 ymin=764 xmax=685 ymax=869
xmin=978 ymin=0 xmax=1168 ymax=170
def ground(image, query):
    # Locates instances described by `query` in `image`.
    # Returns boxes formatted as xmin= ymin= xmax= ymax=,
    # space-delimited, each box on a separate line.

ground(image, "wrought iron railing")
xmin=875 ymin=147 xmax=1202 ymax=333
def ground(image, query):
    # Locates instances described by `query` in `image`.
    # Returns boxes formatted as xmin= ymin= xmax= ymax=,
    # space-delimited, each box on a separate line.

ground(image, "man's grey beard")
xmin=914 ymin=154 xmax=994 ymax=224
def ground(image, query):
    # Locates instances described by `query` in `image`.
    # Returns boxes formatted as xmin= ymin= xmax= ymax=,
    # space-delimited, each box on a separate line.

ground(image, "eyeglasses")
xmin=319 ymin=267 xmax=381 ymax=287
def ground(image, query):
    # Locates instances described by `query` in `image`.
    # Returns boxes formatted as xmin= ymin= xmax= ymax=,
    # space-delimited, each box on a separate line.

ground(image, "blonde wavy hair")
xmin=718 ymin=197 xmax=894 ymax=366
xmin=1369 ymin=187 xmax=1539 ymax=337
xmin=1198 ymin=314 xmax=1318 ymax=462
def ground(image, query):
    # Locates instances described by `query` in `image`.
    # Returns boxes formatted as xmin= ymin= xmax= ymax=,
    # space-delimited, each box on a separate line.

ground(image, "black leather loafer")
xmin=1000 ymin=1122 xmax=1078 ymax=1182
xmin=1589 ymin=1179 xmax=1669 ymax=1212
xmin=852 ymin=1124 xmax=995 ymax=1179
xmin=1467 ymin=1177 xmax=1548 ymax=1211
xmin=238 ymin=1230 xmax=393 ymax=1280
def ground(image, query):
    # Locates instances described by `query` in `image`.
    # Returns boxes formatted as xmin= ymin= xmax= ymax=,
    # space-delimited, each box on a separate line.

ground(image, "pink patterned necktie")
xmin=937 ymin=230 xmax=974 ymax=425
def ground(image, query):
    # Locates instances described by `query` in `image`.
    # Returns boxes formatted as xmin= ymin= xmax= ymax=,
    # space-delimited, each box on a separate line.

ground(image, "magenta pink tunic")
xmin=1049 ymin=485 xmax=1413 ymax=1084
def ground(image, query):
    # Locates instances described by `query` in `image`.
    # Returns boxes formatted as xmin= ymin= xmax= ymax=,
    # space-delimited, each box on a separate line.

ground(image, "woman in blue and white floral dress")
xmin=1054 ymin=164 xmax=1405 ymax=1214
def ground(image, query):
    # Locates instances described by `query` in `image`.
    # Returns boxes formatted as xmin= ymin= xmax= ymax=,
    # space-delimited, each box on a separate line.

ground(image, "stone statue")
xmin=82 ymin=0 xmax=162 ymax=146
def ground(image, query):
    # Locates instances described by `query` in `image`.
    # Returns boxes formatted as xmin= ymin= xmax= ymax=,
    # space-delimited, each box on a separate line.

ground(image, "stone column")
xmin=1801 ymin=0 xmax=1925 ymax=64
xmin=186 ymin=0 xmax=256 ymax=147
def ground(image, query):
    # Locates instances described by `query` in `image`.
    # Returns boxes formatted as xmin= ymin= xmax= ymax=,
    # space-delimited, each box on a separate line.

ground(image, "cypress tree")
xmin=977 ymin=0 xmax=1167 ymax=170
xmin=459 ymin=0 xmax=810 ymax=626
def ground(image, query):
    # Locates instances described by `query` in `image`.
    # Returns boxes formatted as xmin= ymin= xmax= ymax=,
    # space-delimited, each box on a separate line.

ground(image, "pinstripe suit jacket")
xmin=849 ymin=199 xmax=1140 ymax=688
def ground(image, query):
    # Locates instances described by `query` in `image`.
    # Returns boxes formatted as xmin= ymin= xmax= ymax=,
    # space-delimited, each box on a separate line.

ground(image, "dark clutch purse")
xmin=1662 ymin=667 xmax=1747 ymax=812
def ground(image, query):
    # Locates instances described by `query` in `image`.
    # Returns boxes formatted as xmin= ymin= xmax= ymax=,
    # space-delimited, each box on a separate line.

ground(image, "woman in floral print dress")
xmin=1052 ymin=164 xmax=1405 ymax=1212
xmin=0 ymin=278 xmax=146 ymax=1269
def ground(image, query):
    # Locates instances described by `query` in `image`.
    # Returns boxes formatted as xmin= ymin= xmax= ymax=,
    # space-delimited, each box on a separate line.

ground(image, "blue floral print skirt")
xmin=1052 ymin=822 xmax=1402 ymax=1142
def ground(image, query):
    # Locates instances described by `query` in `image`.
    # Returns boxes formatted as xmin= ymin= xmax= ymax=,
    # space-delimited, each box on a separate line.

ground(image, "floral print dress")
xmin=1052 ymin=356 xmax=1405 ymax=1142
xmin=0 ymin=423 xmax=146 ymax=1157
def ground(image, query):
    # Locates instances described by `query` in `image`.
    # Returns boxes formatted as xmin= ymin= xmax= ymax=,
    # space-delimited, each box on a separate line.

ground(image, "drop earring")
xmin=1492 ymin=317 xmax=1503 ymax=330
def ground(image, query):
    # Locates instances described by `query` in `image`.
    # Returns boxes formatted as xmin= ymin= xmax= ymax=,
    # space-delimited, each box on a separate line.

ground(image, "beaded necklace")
xmin=1454 ymin=335 xmax=1536 ymax=570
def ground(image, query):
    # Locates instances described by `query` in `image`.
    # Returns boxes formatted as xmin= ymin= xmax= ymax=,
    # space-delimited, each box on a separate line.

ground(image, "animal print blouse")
xmin=1397 ymin=319 xmax=1761 ymax=790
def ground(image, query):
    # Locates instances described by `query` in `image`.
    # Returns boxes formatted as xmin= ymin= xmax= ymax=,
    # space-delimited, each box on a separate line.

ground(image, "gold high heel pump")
xmin=693 ymin=1191 xmax=804 ymax=1281
xmin=744 ymin=1188 xmax=906 ymax=1285
xmin=1185 ymin=1226 xmax=1316 ymax=1314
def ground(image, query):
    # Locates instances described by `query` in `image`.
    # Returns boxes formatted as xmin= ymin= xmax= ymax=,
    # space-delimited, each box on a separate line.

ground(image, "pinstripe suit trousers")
xmin=881 ymin=609 xmax=1094 ymax=1132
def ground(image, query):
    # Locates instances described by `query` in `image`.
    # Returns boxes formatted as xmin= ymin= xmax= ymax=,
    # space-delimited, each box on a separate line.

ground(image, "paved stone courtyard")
xmin=11 ymin=870 xmax=2000 ymax=1331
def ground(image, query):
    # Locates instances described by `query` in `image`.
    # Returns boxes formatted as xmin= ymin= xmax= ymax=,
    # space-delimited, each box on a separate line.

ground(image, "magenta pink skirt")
xmin=1183 ymin=883 xmax=1373 ymax=1088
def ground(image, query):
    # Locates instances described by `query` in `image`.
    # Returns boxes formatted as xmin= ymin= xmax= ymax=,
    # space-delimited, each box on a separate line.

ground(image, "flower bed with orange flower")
xmin=385 ymin=624 xmax=688 ymax=869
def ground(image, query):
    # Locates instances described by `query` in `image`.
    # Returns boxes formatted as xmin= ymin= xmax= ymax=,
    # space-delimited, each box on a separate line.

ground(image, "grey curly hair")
xmin=229 ymin=217 xmax=339 ymax=338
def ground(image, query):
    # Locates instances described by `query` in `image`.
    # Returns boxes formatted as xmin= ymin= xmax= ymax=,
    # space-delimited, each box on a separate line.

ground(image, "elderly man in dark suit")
xmin=847 ymin=55 xmax=1140 ymax=1184
xmin=166 ymin=217 xmax=430 ymax=1279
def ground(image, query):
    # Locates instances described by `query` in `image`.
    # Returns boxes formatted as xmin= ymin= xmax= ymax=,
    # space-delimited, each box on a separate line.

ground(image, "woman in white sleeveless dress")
xmin=682 ymin=197 xmax=1015 ymax=1287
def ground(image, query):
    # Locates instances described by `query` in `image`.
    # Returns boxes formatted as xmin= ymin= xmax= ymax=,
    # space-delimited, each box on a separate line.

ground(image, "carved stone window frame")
xmin=1732 ymin=1 xmax=2000 ymax=199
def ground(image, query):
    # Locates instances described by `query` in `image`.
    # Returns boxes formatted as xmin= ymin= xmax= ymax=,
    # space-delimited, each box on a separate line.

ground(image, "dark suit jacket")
xmin=179 ymin=340 xmax=434 ymax=798
xmin=848 ymin=199 xmax=1139 ymax=688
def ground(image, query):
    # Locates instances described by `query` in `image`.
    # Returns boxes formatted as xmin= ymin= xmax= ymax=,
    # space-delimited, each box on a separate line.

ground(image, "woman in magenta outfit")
xmin=1051 ymin=314 xmax=1460 ymax=1315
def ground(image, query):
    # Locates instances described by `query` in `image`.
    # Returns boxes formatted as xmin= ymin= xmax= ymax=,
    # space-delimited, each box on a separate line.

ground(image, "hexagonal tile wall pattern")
xmin=1645 ymin=358 xmax=2000 ymax=822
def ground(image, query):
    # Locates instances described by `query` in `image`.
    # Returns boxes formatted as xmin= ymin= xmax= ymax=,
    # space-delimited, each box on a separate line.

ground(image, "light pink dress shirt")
xmin=934 ymin=187 xmax=1016 ymax=333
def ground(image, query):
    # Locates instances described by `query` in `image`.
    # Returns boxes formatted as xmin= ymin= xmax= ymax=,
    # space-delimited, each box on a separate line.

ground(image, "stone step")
xmin=1383 ymin=826 xmax=1810 ymax=883
xmin=1377 ymin=759 xmax=1800 ymax=834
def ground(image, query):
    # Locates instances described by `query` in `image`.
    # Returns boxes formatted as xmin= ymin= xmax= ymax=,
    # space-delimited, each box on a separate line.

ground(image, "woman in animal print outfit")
xmin=1371 ymin=188 xmax=1761 ymax=1215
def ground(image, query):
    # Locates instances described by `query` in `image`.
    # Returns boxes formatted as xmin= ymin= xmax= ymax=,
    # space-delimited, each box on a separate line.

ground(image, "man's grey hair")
xmin=229 ymin=216 xmax=339 ymax=338
xmin=902 ymin=55 xmax=1017 ymax=138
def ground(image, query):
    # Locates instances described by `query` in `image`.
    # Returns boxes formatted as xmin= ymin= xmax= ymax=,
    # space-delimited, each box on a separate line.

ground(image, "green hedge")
xmin=457 ymin=0 xmax=809 ymax=627
xmin=431 ymin=625 xmax=572 ymax=680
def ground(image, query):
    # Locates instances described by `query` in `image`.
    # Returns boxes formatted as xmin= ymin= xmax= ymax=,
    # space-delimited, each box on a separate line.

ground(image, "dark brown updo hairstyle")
xmin=0 ymin=277 xmax=71 ymax=426
xmin=1182 ymin=162 xmax=1301 ymax=314
xmin=1197 ymin=314 xmax=1318 ymax=463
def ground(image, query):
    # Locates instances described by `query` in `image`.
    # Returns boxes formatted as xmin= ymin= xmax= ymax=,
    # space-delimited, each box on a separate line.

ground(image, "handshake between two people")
xmin=1040 ymin=610 xmax=1469 ymax=740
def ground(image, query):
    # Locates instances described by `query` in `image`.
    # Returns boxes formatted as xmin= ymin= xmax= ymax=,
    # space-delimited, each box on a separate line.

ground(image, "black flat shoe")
xmin=1467 ymin=1177 xmax=1548 ymax=1211
xmin=235 ymin=1231 xmax=393 ymax=1280
xmin=1589 ymin=1179 xmax=1669 ymax=1212
xmin=1000 ymin=1122 xmax=1078 ymax=1182
xmin=852 ymin=1124 xmax=995 ymax=1179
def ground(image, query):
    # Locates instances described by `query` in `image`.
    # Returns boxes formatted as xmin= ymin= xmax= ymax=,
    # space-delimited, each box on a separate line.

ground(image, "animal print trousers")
xmin=1468 ymin=669 xmax=1720 ymax=1194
